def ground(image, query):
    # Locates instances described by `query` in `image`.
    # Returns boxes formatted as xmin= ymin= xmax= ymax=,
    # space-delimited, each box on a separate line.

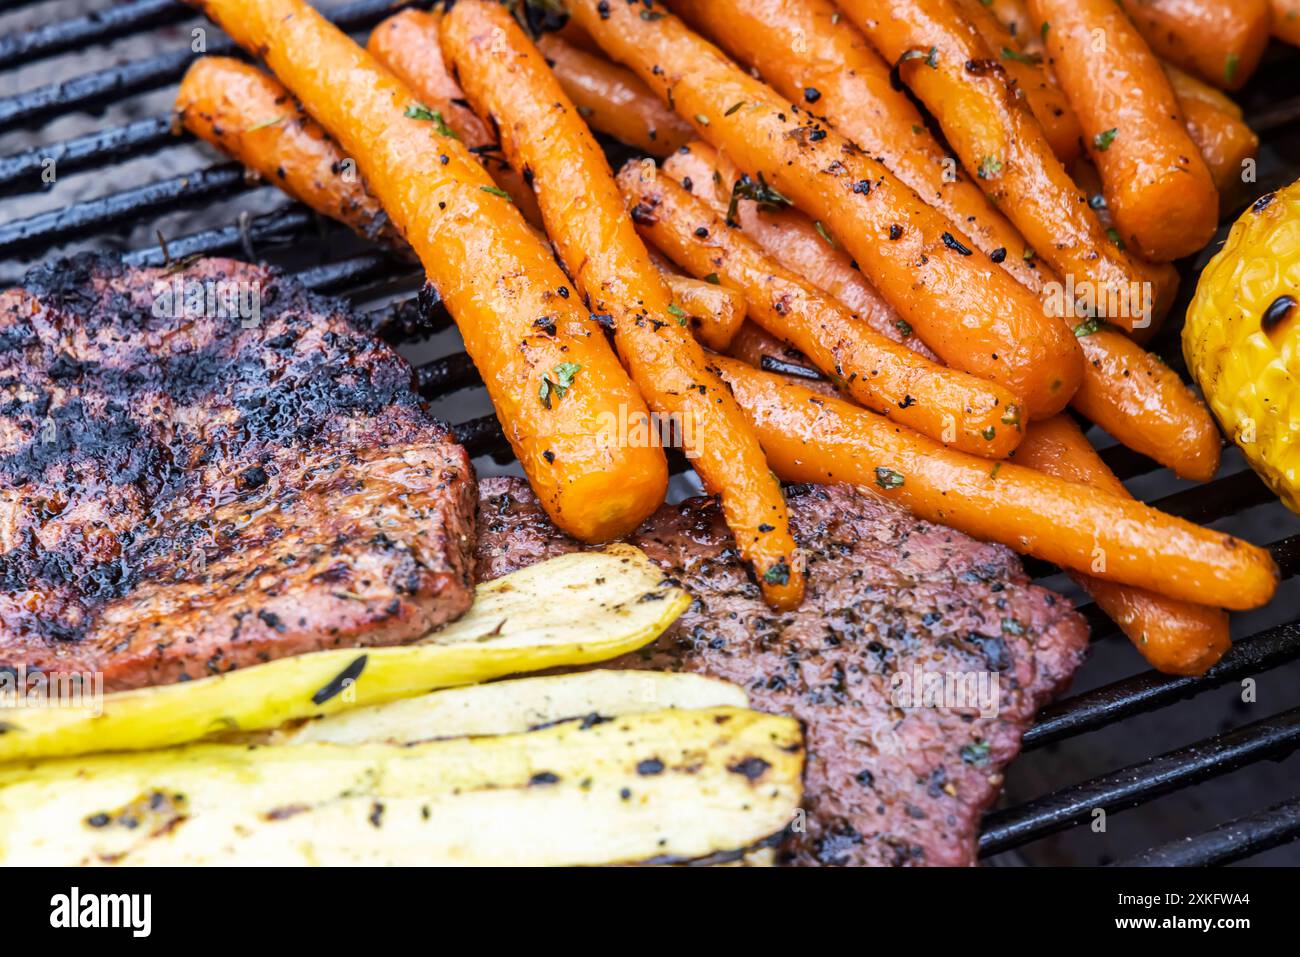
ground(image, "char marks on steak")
xmin=0 ymin=255 xmax=476 ymax=691
xmin=476 ymin=477 xmax=1088 ymax=867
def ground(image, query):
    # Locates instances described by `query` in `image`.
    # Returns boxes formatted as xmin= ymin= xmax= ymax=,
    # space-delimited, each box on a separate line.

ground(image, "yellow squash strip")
xmin=280 ymin=670 xmax=749 ymax=746
xmin=0 ymin=707 xmax=802 ymax=866
xmin=0 ymin=548 xmax=689 ymax=764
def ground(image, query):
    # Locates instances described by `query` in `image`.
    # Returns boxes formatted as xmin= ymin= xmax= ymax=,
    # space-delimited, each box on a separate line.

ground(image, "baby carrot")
xmin=367 ymin=8 xmax=542 ymax=225
xmin=671 ymin=0 xmax=1050 ymax=293
xmin=535 ymin=33 xmax=693 ymax=156
xmin=1012 ymin=415 xmax=1231 ymax=676
xmin=175 ymin=57 xmax=397 ymax=245
xmin=567 ymin=0 xmax=1083 ymax=418
xmin=443 ymin=0 xmax=804 ymax=608
xmin=189 ymin=0 xmax=668 ymax=542
xmin=714 ymin=357 xmax=1278 ymax=610
xmin=1028 ymin=0 xmax=1220 ymax=262
xmin=618 ymin=159 xmax=1025 ymax=457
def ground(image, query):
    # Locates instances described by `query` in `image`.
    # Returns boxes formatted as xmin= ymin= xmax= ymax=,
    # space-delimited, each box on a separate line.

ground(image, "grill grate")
xmin=2 ymin=0 xmax=1299 ymax=866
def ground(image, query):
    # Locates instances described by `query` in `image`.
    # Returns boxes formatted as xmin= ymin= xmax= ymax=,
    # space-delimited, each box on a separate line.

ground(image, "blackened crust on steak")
xmin=0 ymin=254 xmax=477 ymax=691
xmin=475 ymin=477 xmax=1088 ymax=867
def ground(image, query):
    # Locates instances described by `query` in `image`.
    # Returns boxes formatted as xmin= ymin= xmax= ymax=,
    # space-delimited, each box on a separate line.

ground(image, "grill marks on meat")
xmin=0 ymin=255 xmax=476 ymax=691
xmin=475 ymin=477 xmax=1088 ymax=867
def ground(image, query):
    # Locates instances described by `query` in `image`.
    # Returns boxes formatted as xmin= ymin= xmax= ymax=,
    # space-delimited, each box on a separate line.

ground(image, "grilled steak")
xmin=476 ymin=477 xmax=1088 ymax=867
xmin=0 ymin=255 xmax=476 ymax=691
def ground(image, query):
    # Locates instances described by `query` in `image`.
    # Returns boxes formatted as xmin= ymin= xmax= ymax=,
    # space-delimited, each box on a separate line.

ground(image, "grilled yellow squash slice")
xmin=0 ymin=707 xmax=803 ymax=866
xmin=0 ymin=546 xmax=688 ymax=764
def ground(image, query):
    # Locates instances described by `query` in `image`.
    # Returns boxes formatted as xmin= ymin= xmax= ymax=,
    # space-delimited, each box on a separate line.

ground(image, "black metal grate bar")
xmin=1116 ymin=794 xmax=1300 ymax=866
xmin=123 ymin=204 xmax=315 ymax=267
xmin=0 ymin=162 xmax=247 ymax=259
xmin=0 ymin=0 xmax=191 ymax=70
xmin=0 ymin=115 xmax=179 ymax=198
xmin=0 ymin=0 xmax=429 ymax=134
xmin=1024 ymin=623 xmax=1300 ymax=749
xmin=979 ymin=706 xmax=1300 ymax=856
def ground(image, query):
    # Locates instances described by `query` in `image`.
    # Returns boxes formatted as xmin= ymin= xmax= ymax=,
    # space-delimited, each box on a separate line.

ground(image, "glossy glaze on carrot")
xmin=190 ymin=0 xmax=667 ymax=543
xmin=535 ymin=33 xmax=693 ymax=156
xmin=567 ymin=0 xmax=1083 ymax=418
xmin=672 ymin=0 xmax=1050 ymax=294
xmin=838 ymin=0 xmax=1176 ymax=331
xmin=366 ymin=7 xmax=542 ymax=225
xmin=714 ymin=358 xmax=1278 ymax=611
xmin=443 ymin=1 xmax=803 ymax=608
xmin=1012 ymin=415 xmax=1231 ymax=676
xmin=1028 ymin=0 xmax=1220 ymax=262
xmin=175 ymin=57 xmax=397 ymax=245
xmin=619 ymin=160 xmax=1025 ymax=458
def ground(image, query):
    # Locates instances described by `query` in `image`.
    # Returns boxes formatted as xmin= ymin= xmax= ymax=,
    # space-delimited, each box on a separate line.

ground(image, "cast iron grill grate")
xmin=2 ymin=0 xmax=1298 ymax=866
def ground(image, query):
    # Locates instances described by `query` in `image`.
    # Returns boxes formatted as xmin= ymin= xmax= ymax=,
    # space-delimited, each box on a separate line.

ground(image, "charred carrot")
xmin=1028 ymin=0 xmax=1220 ymax=263
xmin=1121 ymin=0 xmax=1271 ymax=91
xmin=619 ymin=160 xmax=1024 ymax=457
xmin=175 ymin=57 xmax=398 ymax=245
xmin=567 ymin=0 xmax=1083 ymax=418
xmin=189 ymin=0 xmax=667 ymax=542
xmin=838 ymin=0 xmax=1175 ymax=328
xmin=534 ymin=33 xmax=692 ymax=156
xmin=367 ymin=8 xmax=542 ymax=225
xmin=661 ymin=141 xmax=924 ymax=356
xmin=672 ymin=0 xmax=1049 ymax=294
xmin=1011 ymin=415 xmax=1230 ymax=675
xmin=1071 ymin=325 xmax=1222 ymax=481
xmin=714 ymin=357 xmax=1278 ymax=610
xmin=952 ymin=0 xmax=1082 ymax=166
xmin=442 ymin=1 xmax=803 ymax=608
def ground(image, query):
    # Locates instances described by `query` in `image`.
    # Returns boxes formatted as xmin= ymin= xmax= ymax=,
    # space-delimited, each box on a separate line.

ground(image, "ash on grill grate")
xmin=1 ymin=0 xmax=1299 ymax=866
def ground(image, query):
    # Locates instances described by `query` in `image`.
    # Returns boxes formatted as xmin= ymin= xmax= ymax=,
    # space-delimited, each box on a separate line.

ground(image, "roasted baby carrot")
xmin=190 ymin=0 xmax=667 ymax=542
xmin=1011 ymin=415 xmax=1231 ymax=675
xmin=567 ymin=0 xmax=1083 ymax=418
xmin=1028 ymin=0 xmax=1220 ymax=262
xmin=661 ymin=141 xmax=923 ymax=356
xmin=1162 ymin=63 xmax=1260 ymax=211
xmin=952 ymin=0 xmax=1081 ymax=166
xmin=713 ymin=357 xmax=1278 ymax=610
xmin=442 ymin=1 xmax=803 ymax=608
xmin=534 ymin=33 xmax=693 ymax=156
xmin=669 ymin=135 xmax=1207 ymax=477
xmin=367 ymin=8 xmax=542 ymax=225
xmin=671 ymin=0 xmax=1049 ymax=293
xmin=1071 ymin=325 xmax=1222 ymax=481
xmin=839 ymin=0 xmax=1175 ymax=328
xmin=660 ymin=271 xmax=747 ymax=350
xmin=619 ymin=160 xmax=1025 ymax=457
xmin=1121 ymin=0 xmax=1271 ymax=91
xmin=175 ymin=57 xmax=398 ymax=245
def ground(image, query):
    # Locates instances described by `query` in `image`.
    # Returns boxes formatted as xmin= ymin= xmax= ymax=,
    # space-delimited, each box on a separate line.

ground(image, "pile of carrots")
xmin=174 ymin=0 xmax=1288 ymax=675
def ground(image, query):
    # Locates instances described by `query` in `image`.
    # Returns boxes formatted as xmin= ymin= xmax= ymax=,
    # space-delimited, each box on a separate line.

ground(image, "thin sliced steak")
xmin=0 ymin=255 xmax=476 ymax=691
xmin=476 ymin=477 xmax=1088 ymax=866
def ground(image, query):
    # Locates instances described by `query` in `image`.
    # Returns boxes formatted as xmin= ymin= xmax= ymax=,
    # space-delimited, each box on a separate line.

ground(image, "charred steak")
xmin=476 ymin=477 xmax=1089 ymax=866
xmin=0 ymin=255 xmax=476 ymax=691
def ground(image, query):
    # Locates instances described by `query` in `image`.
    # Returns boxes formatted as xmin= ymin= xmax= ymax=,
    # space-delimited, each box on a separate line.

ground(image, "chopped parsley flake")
xmin=406 ymin=104 xmax=460 ymax=140
xmin=875 ymin=467 xmax=905 ymax=490
xmin=539 ymin=362 xmax=582 ymax=409
xmin=1093 ymin=127 xmax=1118 ymax=151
